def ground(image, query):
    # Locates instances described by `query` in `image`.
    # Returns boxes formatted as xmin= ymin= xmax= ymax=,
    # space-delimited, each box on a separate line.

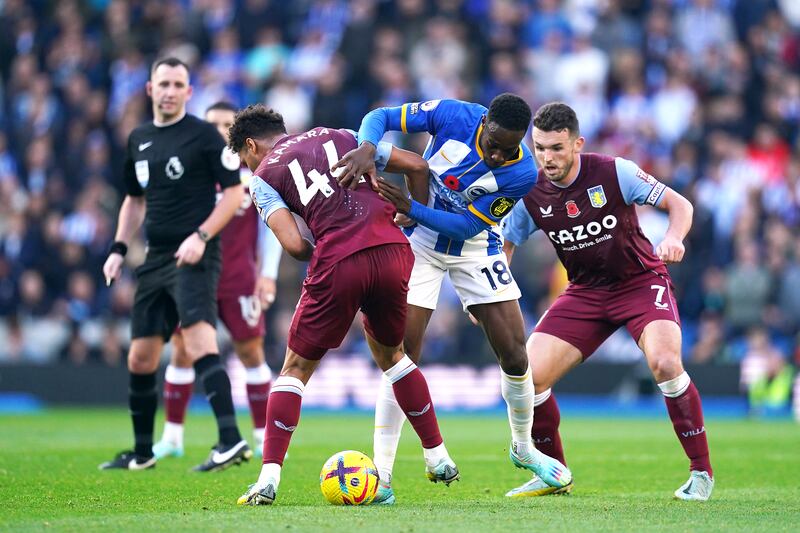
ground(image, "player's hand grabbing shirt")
xmin=361 ymin=99 xmax=536 ymax=257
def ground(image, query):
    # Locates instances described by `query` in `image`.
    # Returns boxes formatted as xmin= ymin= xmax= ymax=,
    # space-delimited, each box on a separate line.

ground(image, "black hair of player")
xmin=533 ymin=102 xmax=581 ymax=137
xmin=487 ymin=93 xmax=532 ymax=133
xmin=206 ymin=101 xmax=237 ymax=114
xmin=151 ymin=56 xmax=190 ymax=77
xmin=228 ymin=104 xmax=287 ymax=153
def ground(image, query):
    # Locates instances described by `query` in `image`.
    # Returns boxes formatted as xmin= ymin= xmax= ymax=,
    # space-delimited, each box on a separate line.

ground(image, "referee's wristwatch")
xmin=196 ymin=228 xmax=211 ymax=242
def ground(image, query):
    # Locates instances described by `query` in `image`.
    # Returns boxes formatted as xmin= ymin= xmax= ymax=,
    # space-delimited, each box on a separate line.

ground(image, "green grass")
xmin=1 ymin=409 xmax=799 ymax=532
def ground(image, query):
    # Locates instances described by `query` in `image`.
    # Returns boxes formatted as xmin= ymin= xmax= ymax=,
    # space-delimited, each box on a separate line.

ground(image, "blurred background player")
xmin=334 ymin=94 xmax=572 ymax=503
xmin=229 ymin=105 xmax=458 ymax=506
xmin=152 ymin=102 xmax=282 ymax=460
xmin=99 ymin=58 xmax=250 ymax=472
xmin=502 ymin=102 xmax=713 ymax=500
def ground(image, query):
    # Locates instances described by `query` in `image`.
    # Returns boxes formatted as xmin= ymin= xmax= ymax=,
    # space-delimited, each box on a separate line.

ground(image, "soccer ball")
xmin=319 ymin=450 xmax=379 ymax=505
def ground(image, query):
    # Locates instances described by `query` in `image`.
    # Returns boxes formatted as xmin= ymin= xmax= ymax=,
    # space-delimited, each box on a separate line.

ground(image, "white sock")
xmin=245 ymin=364 xmax=272 ymax=385
xmin=383 ymin=355 xmax=417 ymax=383
xmin=258 ymin=462 xmax=281 ymax=488
xmin=373 ymin=373 xmax=406 ymax=486
xmin=253 ymin=427 xmax=265 ymax=444
xmin=162 ymin=421 xmax=183 ymax=445
xmin=658 ymin=371 xmax=691 ymax=398
xmin=501 ymin=366 xmax=534 ymax=454
xmin=165 ymin=364 xmax=195 ymax=384
xmin=422 ymin=442 xmax=450 ymax=469
xmin=533 ymin=388 xmax=552 ymax=407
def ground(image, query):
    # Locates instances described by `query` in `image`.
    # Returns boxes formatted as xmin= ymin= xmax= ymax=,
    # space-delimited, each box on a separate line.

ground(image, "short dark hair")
xmin=151 ymin=56 xmax=190 ymax=77
xmin=206 ymin=101 xmax=237 ymax=114
xmin=228 ymin=104 xmax=287 ymax=153
xmin=533 ymin=102 xmax=580 ymax=137
xmin=487 ymin=93 xmax=532 ymax=132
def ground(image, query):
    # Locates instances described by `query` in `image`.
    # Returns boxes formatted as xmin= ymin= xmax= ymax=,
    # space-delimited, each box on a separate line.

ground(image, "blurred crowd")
xmin=0 ymin=0 xmax=798 ymax=408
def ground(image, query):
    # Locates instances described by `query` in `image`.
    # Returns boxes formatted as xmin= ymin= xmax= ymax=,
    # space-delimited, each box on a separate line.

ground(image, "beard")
xmin=543 ymin=155 xmax=574 ymax=183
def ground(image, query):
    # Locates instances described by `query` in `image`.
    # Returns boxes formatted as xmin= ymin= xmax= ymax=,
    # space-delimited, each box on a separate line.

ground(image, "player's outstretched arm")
xmin=266 ymin=208 xmax=314 ymax=261
xmin=332 ymin=107 xmax=394 ymax=190
xmin=376 ymin=178 xmax=489 ymax=241
xmin=382 ymin=145 xmax=430 ymax=206
xmin=103 ymin=194 xmax=146 ymax=285
xmin=654 ymin=188 xmax=693 ymax=264
xmin=334 ymin=103 xmax=434 ymax=190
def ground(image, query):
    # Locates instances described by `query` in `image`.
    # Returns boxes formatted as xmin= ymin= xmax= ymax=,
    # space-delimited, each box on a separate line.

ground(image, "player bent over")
xmin=153 ymin=102 xmax=282 ymax=461
xmin=503 ymin=102 xmax=713 ymax=500
xmin=336 ymin=95 xmax=573 ymax=503
xmin=228 ymin=105 xmax=458 ymax=506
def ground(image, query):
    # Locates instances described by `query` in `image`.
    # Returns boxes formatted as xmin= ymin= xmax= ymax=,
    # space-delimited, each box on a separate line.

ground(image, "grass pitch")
xmin=1 ymin=409 xmax=799 ymax=532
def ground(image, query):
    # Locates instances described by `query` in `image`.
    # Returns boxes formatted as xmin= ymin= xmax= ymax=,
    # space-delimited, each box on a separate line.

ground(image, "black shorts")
xmin=131 ymin=239 xmax=221 ymax=341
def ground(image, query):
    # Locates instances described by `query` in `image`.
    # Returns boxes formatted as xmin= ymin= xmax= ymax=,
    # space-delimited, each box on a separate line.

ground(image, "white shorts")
xmin=407 ymin=238 xmax=522 ymax=311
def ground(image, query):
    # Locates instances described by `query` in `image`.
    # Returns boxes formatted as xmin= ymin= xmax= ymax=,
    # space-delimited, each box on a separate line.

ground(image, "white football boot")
xmin=674 ymin=471 xmax=714 ymax=501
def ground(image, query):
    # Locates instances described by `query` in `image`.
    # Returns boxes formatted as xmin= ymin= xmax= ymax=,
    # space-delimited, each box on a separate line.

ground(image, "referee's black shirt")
xmin=123 ymin=114 xmax=240 ymax=248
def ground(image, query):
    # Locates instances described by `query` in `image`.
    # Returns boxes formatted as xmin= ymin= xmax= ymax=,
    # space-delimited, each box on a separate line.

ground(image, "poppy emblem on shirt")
xmin=565 ymin=200 xmax=581 ymax=218
xmin=587 ymin=185 xmax=607 ymax=208
xmin=443 ymin=175 xmax=460 ymax=190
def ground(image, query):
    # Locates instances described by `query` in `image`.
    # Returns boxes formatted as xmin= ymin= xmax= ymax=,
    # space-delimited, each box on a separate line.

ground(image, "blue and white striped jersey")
xmin=364 ymin=99 xmax=536 ymax=257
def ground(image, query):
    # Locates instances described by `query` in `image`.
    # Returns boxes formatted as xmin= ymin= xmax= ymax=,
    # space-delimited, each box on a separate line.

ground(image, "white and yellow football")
xmin=319 ymin=450 xmax=379 ymax=505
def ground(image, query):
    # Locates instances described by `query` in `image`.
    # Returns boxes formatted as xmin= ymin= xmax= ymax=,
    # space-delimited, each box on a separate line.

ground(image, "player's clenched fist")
xmin=174 ymin=232 xmax=207 ymax=267
xmin=655 ymin=235 xmax=685 ymax=264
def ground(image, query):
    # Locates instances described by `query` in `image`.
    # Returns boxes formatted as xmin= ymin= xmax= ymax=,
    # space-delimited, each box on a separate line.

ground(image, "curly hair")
xmin=228 ymin=104 xmax=287 ymax=153
xmin=487 ymin=93 xmax=532 ymax=132
xmin=533 ymin=102 xmax=581 ymax=137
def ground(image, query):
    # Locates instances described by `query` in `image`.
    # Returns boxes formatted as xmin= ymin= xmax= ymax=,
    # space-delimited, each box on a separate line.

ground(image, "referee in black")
xmin=100 ymin=57 xmax=250 ymax=471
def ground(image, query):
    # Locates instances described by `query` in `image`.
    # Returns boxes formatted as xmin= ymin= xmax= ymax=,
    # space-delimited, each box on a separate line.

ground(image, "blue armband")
xmin=408 ymin=200 xmax=489 ymax=241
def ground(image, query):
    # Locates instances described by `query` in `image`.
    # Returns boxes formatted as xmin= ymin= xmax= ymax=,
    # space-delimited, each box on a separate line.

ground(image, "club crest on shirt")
xmin=565 ymin=200 xmax=581 ymax=218
xmin=587 ymin=185 xmax=607 ymax=208
xmin=490 ymin=196 xmax=515 ymax=218
xmin=135 ymin=160 xmax=149 ymax=188
xmin=166 ymin=156 xmax=184 ymax=180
